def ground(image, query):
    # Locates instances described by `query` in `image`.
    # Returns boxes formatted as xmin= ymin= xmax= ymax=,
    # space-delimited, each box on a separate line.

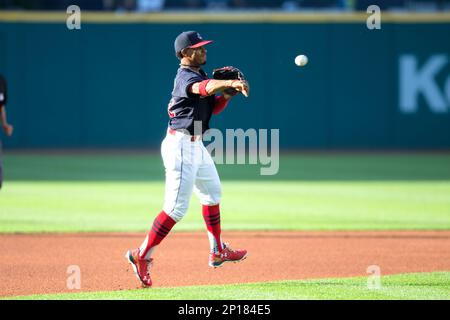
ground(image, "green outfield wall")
xmin=1 ymin=12 xmax=450 ymax=149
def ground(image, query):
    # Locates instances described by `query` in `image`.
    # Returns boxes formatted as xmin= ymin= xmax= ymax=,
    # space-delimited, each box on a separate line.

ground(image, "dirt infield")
xmin=1 ymin=231 xmax=450 ymax=297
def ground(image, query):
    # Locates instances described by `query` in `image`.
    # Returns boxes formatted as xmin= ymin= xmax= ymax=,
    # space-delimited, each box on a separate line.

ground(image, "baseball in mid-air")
xmin=295 ymin=54 xmax=308 ymax=67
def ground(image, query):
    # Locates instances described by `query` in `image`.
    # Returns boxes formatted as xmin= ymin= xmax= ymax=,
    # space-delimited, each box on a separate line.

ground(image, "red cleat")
xmin=209 ymin=243 xmax=248 ymax=268
xmin=125 ymin=248 xmax=153 ymax=287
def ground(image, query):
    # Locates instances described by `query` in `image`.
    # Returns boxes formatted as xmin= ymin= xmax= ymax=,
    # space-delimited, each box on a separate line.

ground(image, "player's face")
xmin=193 ymin=46 xmax=207 ymax=65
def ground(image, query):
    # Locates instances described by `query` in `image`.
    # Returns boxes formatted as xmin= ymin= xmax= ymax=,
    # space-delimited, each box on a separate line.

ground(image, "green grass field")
xmin=6 ymin=272 xmax=450 ymax=300
xmin=1 ymin=152 xmax=449 ymax=300
xmin=0 ymin=153 xmax=449 ymax=233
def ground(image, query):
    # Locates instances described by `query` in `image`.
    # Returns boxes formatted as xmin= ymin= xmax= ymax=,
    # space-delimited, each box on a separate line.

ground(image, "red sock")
xmin=202 ymin=204 xmax=223 ymax=253
xmin=139 ymin=211 xmax=176 ymax=259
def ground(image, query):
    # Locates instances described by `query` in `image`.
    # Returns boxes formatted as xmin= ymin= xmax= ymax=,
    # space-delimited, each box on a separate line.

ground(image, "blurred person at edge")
xmin=0 ymin=74 xmax=14 ymax=190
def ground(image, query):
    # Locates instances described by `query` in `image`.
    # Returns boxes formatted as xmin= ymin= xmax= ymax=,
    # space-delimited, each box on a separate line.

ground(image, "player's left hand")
xmin=2 ymin=123 xmax=13 ymax=136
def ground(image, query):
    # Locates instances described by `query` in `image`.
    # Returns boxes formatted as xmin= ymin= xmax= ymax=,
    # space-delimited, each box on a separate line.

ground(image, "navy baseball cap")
xmin=174 ymin=31 xmax=213 ymax=55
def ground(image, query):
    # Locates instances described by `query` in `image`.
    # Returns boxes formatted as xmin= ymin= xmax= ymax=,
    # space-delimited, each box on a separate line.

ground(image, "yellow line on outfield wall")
xmin=1 ymin=11 xmax=450 ymax=23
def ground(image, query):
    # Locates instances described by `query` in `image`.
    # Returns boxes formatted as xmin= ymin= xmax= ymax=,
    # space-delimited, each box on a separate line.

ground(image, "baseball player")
xmin=125 ymin=31 xmax=249 ymax=287
xmin=0 ymin=74 xmax=13 ymax=190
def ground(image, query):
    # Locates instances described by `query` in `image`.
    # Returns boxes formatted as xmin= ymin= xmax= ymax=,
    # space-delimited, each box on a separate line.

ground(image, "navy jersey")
xmin=168 ymin=67 xmax=215 ymax=135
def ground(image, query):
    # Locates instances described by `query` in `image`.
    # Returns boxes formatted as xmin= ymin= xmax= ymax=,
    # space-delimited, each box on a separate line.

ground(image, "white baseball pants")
xmin=161 ymin=129 xmax=222 ymax=222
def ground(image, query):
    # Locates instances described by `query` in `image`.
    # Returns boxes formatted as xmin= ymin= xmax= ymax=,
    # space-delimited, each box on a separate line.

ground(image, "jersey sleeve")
xmin=173 ymin=70 xmax=205 ymax=98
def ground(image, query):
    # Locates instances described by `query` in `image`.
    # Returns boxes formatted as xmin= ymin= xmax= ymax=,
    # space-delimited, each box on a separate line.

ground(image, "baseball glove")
xmin=212 ymin=66 xmax=247 ymax=96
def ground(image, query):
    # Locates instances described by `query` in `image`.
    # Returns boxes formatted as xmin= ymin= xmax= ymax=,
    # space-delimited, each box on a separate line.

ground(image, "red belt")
xmin=168 ymin=128 xmax=201 ymax=142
